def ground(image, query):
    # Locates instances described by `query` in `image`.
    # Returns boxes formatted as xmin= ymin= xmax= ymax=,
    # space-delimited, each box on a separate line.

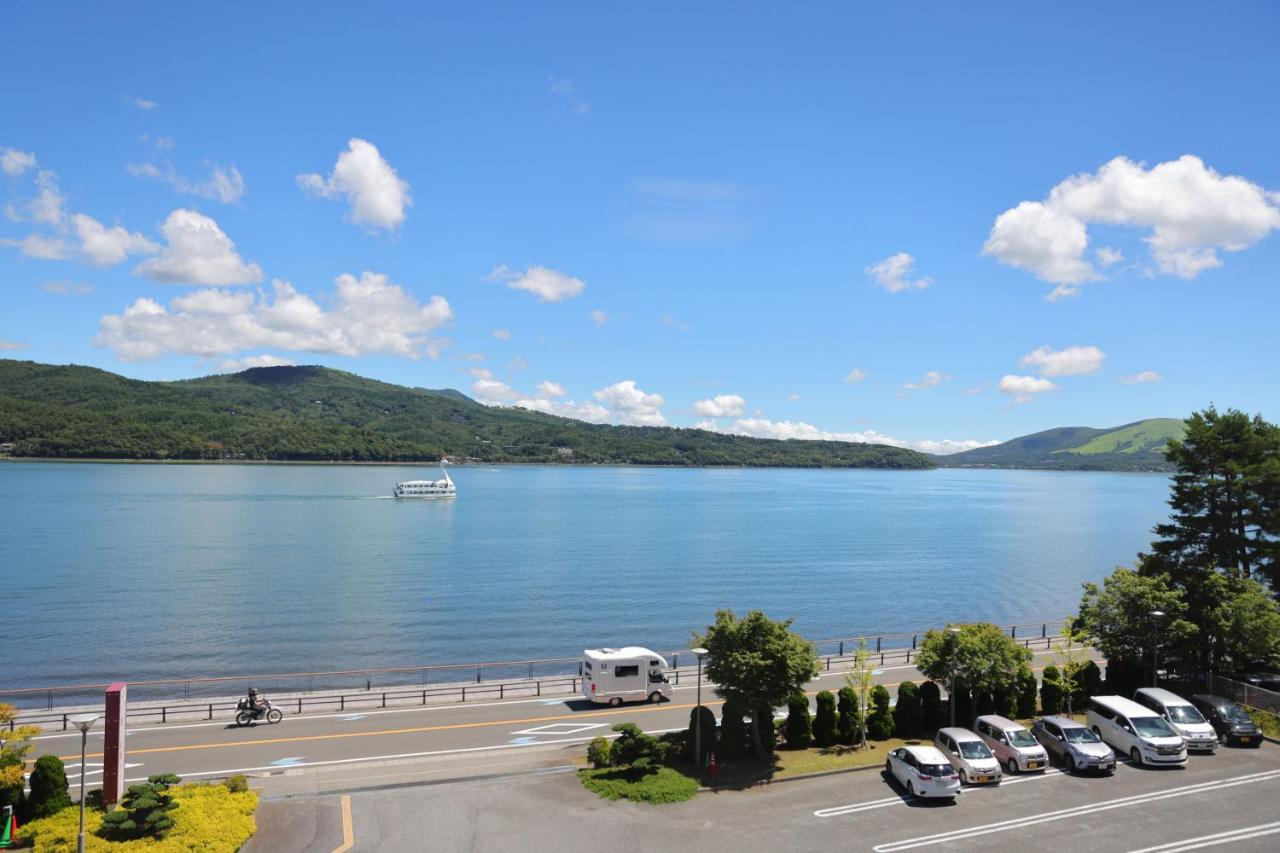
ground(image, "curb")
xmin=698 ymin=758 xmax=886 ymax=792
xmin=262 ymin=763 xmax=579 ymax=801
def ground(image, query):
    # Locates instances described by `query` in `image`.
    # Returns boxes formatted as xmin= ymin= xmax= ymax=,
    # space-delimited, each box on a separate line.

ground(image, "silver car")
xmin=934 ymin=727 xmax=1003 ymax=785
xmin=975 ymin=715 xmax=1049 ymax=773
xmin=1031 ymin=715 xmax=1116 ymax=773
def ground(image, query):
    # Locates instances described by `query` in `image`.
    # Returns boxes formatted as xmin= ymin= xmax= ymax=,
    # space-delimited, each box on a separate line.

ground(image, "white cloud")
xmin=697 ymin=417 xmax=997 ymax=456
xmin=132 ymin=97 xmax=158 ymax=110
xmin=219 ymin=354 xmax=296 ymax=372
xmin=486 ymin=264 xmax=585 ymax=302
xmin=660 ymin=313 xmax=691 ymax=332
xmin=1096 ymin=246 xmax=1124 ymax=267
xmin=787 ymin=393 xmax=800 ymax=401
xmin=1019 ymin=344 xmax=1105 ymax=377
xmin=73 ymin=213 xmax=159 ymax=266
xmin=508 ymin=355 xmax=528 ymax=371
xmin=492 ymin=329 xmax=511 ymax=340
xmin=984 ymin=155 xmax=1280 ymax=296
xmin=134 ymin=209 xmax=262 ymax=285
xmin=1 ymin=148 xmax=36 ymax=176
xmin=844 ymin=368 xmax=868 ymax=384
xmin=900 ymin=370 xmax=949 ymax=393
xmin=41 ymin=281 xmax=93 ymax=295
xmin=128 ymin=160 xmax=246 ymax=204
xmin=469 ymin=368 xmax=521 ymax=404
xmin=27 ymin=170 xmax=66 ymax=225
xmin=1119 ymin=370 xmax=1162 ymax=385
xmin=95 ymin=272 xmax=452 ymax=361
xmin=297 ymin=138 xmax=410 ymax=231
xmin=998 ymin=374 xmax=1057 ymax=403
xmin=3 ymin=234 xmax=71 ymax=260
xmin=516 ymin=397 xmax=612 ymax=422
xmin=548 ymin=76 xmax=589 ymax=114
xmin=692 ymin=394 xmax=746 ymax=418
xmin=591 ymin=309 xmax=608 ymax=326
xmin=0 ymin=338 xmax=28 ymax=350
xmin=594 ymin=380 xmax=667 ymax=426
xmin=865 ymin=252 xmax=932 ymax=293
xmin=536 ymin=380 xmax=567 ymax=398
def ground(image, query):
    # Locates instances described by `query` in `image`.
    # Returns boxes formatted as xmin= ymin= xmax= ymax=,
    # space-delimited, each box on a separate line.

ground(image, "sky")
xmin=2 ymin=2 xmax=1278 ymax=454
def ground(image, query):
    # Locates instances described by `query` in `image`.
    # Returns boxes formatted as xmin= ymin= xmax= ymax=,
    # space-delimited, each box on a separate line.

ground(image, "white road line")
xmin=871 ymin=769 xmax=1280 ymax=851
xmin=814 ymin=767 xmax=1067 ymax=817
xmin=1127 ymin=822 xmax=1280 ymax=853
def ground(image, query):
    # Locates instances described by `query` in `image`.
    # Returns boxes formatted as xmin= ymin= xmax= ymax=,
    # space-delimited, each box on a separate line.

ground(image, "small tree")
xmin=915 ymin=623 xmax=1034 ymax=712
xmin=784 ymin=694 xmax=813 ymax=749
xmin=813 ymin=691 xmax=838 ymax=748
xmin=893 ymin=682 xmax=923 ymax=738
xmin=866 ymin=685 xmax=895 ymax=740
xmin=586 ymin=737 xmax=613 ymax=769
xmin=1040 ymin=665 xmax=1062 ymax=715
xmin=718 ymin=697 xmax=749 ymax=760
xmin=607 ymin=723 xmax=668 ymax=772
xmin=100 ymin=773 xmax=182 ymax=840
xmin=952 ymin=677 xmax=974 ymax=728
xmin=687 ymin=705 xmax=716 ymax=766
xmin=1077 ymin=660 xmax=1103 ymax=706
xmin=1016 ymin=667 xmax=1038 ymax=719
xmin=1077 ymin=567 xmax=1195 ymax=687
xmin=836 ymin=687 xmax=861 ymax=745
xmin=920 ymin=681 xmax=945 ymax=733
xmin=27 ymin=755 xmax=71 ymax=819
xmin=753 ymin=705 xmax=778 ymax=753
xmin=843 ymin=639 xmax=876 ymax=748
xmin=0 ymin=704 xmax=40 ymax=817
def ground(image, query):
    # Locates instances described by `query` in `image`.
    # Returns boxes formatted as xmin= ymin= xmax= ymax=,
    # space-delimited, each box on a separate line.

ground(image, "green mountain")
xmin=0 ymin=359 xmax=931 ymax=468
xmin=938 ymin=418 xmax=1184 ymax=471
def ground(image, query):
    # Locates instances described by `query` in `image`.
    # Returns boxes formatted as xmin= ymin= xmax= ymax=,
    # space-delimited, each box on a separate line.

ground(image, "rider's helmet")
xmin=248 ymin=687 xmax=259 ymax=698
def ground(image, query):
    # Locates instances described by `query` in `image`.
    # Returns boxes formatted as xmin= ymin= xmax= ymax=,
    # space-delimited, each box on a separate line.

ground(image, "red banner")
xmin=103 ymin=683 xmax=127 ymax=805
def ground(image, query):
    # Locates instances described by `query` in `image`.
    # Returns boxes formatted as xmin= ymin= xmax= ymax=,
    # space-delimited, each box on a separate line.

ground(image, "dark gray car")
xmin=1031 ymin=715 xmax=1116 ymax=773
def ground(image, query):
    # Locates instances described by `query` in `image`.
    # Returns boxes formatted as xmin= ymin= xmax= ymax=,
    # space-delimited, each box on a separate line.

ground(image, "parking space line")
xmin=1126 ymin=821 xmax=1280 ymax=853
xmin=814 ymin=767 xmax=1066 ymax=817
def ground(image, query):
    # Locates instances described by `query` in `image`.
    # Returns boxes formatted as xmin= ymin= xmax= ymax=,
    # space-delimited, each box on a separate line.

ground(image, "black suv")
xmin=1189 ymin=694 xmax=1263 ymax=747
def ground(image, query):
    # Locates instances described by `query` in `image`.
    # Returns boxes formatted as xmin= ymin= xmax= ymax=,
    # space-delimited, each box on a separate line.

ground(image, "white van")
xmin=1133 ymin=688 xmax=1218 ymax=753
xmin=581 ymin=647 xmax=672 ymax=706
xmin=1087 ymin=695 xmax=1187 ymax=767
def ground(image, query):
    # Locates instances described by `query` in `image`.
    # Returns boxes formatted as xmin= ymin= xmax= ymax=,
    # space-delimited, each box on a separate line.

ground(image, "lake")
xmin=0 ymin=462 xmax=1170 ymax=689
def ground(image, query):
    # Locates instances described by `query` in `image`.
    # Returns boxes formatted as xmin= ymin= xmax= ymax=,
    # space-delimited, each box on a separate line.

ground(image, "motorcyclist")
xmin=247 ymin=687 xmax=267 ymax=715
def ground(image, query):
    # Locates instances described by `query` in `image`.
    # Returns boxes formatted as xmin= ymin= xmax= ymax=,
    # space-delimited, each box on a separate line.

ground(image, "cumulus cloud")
xmin=1119 ymin=370 xmax=1162 ymax=384
xmin=1019 ymin=345 xmax=1105 ymax=377
xmin=0 ymin=338 xmax=28 ymax=350
xmin=128 ymin=160 xmax=247 ymax=204
xmin=73 ymin=214 xmax=159 ymax=266
xmin=27 ymin=170 xmax=66 ymax=225
xmin=41 ymin=281 xmax=93 ymax=296
xmin=591 ymin=309 xmax=608 ymax=326
xmin=537 ymin=380 xmax=567 ymax=398
xmin=134 ymin=209 xmax=262 ymax=285
xmin=3 ymin=234 xmax=71 ymax=260
xmin=900 ymin=370 xmax=949 ymax=394
xmin=866 ymin=252 xmax=932 ymax=293
xmin=95 ymin=272 xmax=452 ymax=361
xmin=1096 ymin=246 xmax=1124 ymax=267
xmin=845 ymin=368 xmax=868 ymax=384
xmin=297 ymin=138 xmax=411 ymax=231
xmin=468 ymin=368 xmax=521 ymax=404
xmin=697 ymin=417 xmax=997 ymax=456
xmin=593 ymin=380 xmax=667 ymax=426
xmin=692 ymin=394 xmax=746 ymax=418
xmin=998 ymin=374 xmax=1057 ymax=404
xmin=1 ymin=148 xmax=36 ymax=176
xmin=984 ymin=155 xmax=1280 ymax=298
xmin=486 ymin=264 xmax=585 ymax=302
xmin=219 ymin=354 xmax=296 ymax=372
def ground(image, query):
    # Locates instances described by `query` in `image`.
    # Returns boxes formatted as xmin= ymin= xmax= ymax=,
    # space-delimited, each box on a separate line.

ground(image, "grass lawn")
xmin=1245 ymin=706 xmax=1280 ymax=738
xmin=578 ymin=766 xmax=699 ymax=804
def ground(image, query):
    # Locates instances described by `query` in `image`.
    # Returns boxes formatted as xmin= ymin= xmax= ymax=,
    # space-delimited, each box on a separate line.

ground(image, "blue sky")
xmin=3 ymin=2 xmax=1278 ymax=453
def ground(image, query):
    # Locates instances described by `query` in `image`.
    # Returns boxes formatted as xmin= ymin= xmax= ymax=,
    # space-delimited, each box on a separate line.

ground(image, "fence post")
xmin=1041 ymin=623 xmax=1047 ymax=639
xmin=907 ymin=650 xmax=912 ymax=663
xmin=208 ymin=703 xmax=213 ymax=721
xmin=673 ymin=654 xmax=679 ymax=669
xmin=912 ymin=634 xmax=917 ymax=650
xmin=876 ymin=637 xmax=881 ymax=653
xmin=162 ymin=707 xmax=167 ymax=724
xmin=825 ymin=657 xmax=830 ymax=671
xmin=462 ymin=686 xmax=466 ymax=702
xmin=839 ymin=640 xmax=844 ymax=656
xmin=422 ymin=690 xmax=427 ymax=705
xmin=880 ymin=652 xmax=884 ymax=666
xmin=1012 ymin=626 xmax=1018 ymax=639
xmin=537 ymin=681 xmax=541 ymax=697
xmin=476 ymin=668 xmax=482 ymax=684
xmin=500 ymin=684 xmax=504 ymax=700
xmin=63 ymin=713 xmax=68 ymax=731
xmin=340 ymin=696 xmax=345 ymax=711
xmin=298 ymin=698 xmax=302 ymax=714
xmin=382 ymin=692 xmax=386 ymax=709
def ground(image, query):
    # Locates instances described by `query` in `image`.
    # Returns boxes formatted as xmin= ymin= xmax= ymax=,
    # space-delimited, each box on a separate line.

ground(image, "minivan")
xmin=934 ymin=727 xmax=1002 ymax=785
xmin=1087 ymin=695 xmax=1187 ymax=767
xmin=974 ymin=715 xmax=1048 ymax=774
xmin=1189 ymin=694 xmax=1263 ymax=747
xmin=1133 ymin=687 xmax=1218 ymax=752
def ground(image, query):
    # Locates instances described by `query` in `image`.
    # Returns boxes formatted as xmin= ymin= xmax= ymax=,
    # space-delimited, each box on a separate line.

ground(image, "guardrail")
xmin=8 ymin=633 xmax=1068 ymax=731
xmin=1208 ymin=674 xmax=1280 ymax=715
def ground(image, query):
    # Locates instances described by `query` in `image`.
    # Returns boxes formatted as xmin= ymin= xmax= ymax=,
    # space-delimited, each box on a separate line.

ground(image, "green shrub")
xmin=1076 ymin=660 xmax=1103 ymax=707
xmin=952 ymin=678 xmax=973 ymax=728
xmin=718 ymin=697 xmax=748 ymax=759
xmin=658 ymin=731 xmax=686 ymax=766
xmin=100 ymin=773 xmax=182 ymax=840
xmin=686 ymin=705 xmax=717 ymax=766
xmin=223 ymin=774 xmax=249 ymax=794
xmin=609 ymin=723 xmax=669 ymax=771
xmin=587 ymin=737 xmax=613 ymax=769
xmin=1040 ymin=665 xmax=1062 ymax=715
xmin=812 ymin=691 xmax=838 ymax=748
xmin=756 ymin=705 xmax=778 ymax=753
xmin=920 ymin=681 xmax=945 ymax=733
xmin=767 ymin=715 xmax=783 ymax=753
xmin=836 ymin=687 xmax=861 ymax=744
xmin=996 ymin=688 xmax=1018 ymax=720
xmin=975 ymin=691 xmax=996 ymax=717
xmin=28 ymin=755 xmax=71 ymax=819
xmin=866 ymin=685 xmax=895 ymax=740
xmin=893 ymin=682 xmax=923 ymax=738
xmin=1016 ymin=668 xmax=1038 ymax=718
xmin=579 ymin=765 xmax=698 ymax=804
xmin=784 ymin=694 xmax=813 ymax=749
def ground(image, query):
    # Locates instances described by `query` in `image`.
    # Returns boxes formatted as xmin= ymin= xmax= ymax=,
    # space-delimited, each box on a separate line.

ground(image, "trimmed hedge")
xmin=719 ymin=697 xmax=748 ymax=759
xmin=27 ymin=756 xmax=71 ymax=820
xmin=813 ymin=691 xmax=838 ymax=748
xmin=867 ymin=685 xmax=895 ymax=740
xmin=785 ymin=695 xmax=813 ymax=749
xmin=1016 ymin=669 xmax=1039 ymax=719
xmin=920 ymin=681 xmax=945 ymax=733
xmin=893 ymin=682 xmax=923 ymax=738
xmin=1041 ymin=665 xmax=1062 ymax=715
xmin=837 ymin=687 xmax=861 ymax=744
xmin=687 ymin=705 xmax=716 ymax=766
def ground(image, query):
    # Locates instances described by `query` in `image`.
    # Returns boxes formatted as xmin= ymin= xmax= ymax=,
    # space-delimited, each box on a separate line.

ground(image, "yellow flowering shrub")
xmin=18 ymin=783 xmax=257 ymax=852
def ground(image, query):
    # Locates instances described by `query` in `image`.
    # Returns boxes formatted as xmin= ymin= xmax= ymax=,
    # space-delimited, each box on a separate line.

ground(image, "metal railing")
xmin=1208 ymin=674 xmax=1280 ymax=715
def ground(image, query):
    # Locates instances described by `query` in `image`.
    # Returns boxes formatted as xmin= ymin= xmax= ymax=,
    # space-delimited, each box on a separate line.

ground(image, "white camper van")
xmin=581 ymin=647 xmax=672 ymax=706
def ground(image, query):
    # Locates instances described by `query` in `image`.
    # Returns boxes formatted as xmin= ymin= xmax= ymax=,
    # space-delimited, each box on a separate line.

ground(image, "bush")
xmin=866 ymin=685 xmax=895 ymax=740
xmin=609 ymin=723 xmax=668 ymax=771
xmin=893 ymin=682 xmax=923 ymax=738
xmin=975 ymin=691 xmax=995 ymax=717
xmin=101 ymin=773 xmax=183 ymax=840
xmin=812 ymin=691 xmax=838 ymax=748
xmin=952 ymin=678 xmax=973 ymax=728
xmin=837 ymin=687 xmax=861 ymax=744
xmin=920 ymin=681 xmax=945 ymax=733
xmin=658 ymin=731 xmax=686 ymax=766
xmin=1040 ymin=665 xmax=1062 ymax=715
xmin=756 ymin=705 xmax=778 ymax=753
xmin=579 ymin=765 xmax=698 ymax=804
xmin=587 ymin=737 xmax=613 ymax=769
xmin=1077 ymin=660 xmax=1103 ymax=707
xmin=1017 ymin=669 xmax=1038 ymax=719
xmin=719 ymin=697 xmax=748 ymax=759
xmin=995 ymin=688 xmax=1018 ymax=720
xmin=784 ymin=694 xmax=813 ymax=749
xmin=223 ymin=774 xmax=249 ymax=794
xmin=1104 ymin=658 xmax=1147 ymax=697
xmin=687 ymin=705 xmax=716 ymax=766
xmin=28 ymin=755 xmax=71 ymax=820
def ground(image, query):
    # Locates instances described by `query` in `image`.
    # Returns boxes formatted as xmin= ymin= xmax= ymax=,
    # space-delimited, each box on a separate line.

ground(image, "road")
xmin=32 ymin=646 xmax=1081 ymax=784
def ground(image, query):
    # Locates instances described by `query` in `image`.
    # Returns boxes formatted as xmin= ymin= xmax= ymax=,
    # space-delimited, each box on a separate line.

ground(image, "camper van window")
xmin=650 ymin=660 xmax=660 ymax=666
xmin=583 ymin=661 xmax=592 ymax=672
xmin=615 ymin=665 xmax=640 ymax=678
xmin=649 ymin=671 xmax=668 ymax=683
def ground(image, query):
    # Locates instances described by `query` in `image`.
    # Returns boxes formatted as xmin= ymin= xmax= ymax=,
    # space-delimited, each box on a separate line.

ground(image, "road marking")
xmin=508 ymin=737 xmax=538 ymax=745
xmin=332 ymin=794 xmax=354 ymax=853
xmin=269 ymin=757 xmax=305 ymax=766
xmin=339 ymin=715 xmax=367 ymax=722
xmin=871 ymin=769 xmax=1280 ymax=851
xmin=511 ymin=723 xmax=606 ymax=736
xmin=814 ymin=767 xmax=1066 ymax=817
xmin=1126 ymin=821 xmax=1280 ymax=853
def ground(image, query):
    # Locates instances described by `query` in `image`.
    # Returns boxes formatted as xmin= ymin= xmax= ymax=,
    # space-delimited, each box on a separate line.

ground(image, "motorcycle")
xmin=235 ymin=698 xmax=283 ymax=726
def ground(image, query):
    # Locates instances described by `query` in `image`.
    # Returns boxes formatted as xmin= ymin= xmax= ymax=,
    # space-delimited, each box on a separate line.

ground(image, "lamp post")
xmin=691 ymin=647 xmax=709 ymax=772
xmin=69 ymin=713 xmax=101 ymax=853
xmin=1149 ymin=610 xmax=1166 ymax=687
xmin=947 ymin=627 xmax=962 ymax=728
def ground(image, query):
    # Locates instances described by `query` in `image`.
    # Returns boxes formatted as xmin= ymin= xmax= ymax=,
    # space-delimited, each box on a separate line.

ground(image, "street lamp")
xmin=947 ymin=628 xmax=962 ymax=728
xmin=691 ymin=647 xmax=709 ymax=773
xmin=69 ymin=713 xmax=100 ymax=853
xmin=1149 ymin=610 xmax=1166 ymax=687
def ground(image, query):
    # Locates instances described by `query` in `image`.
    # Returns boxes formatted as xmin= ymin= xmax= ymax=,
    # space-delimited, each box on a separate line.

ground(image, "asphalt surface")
xmin=32 ymin=647 xmax=1080 ymax=785
xmin=250 ymin=740 xmax=1280 ymax=852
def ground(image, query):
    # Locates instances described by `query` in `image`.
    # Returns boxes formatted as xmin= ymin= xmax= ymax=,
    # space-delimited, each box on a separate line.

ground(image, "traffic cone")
xmin=709 ymin=753 xmax=719 ymax=778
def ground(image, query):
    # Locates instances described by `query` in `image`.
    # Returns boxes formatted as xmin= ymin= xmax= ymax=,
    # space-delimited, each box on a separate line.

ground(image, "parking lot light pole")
xmin=1149 ymin=610 xmax=1166 ymax=687
xmin=947 ymin=627 xmax=962 ymax=728
xmin=69 ymin=713 xmax=101 ymax=853
xmin=691 ymin=647 xmax=709 ymax=772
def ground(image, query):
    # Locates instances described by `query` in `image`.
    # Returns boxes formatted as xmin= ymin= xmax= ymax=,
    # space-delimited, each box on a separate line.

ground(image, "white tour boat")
xmin=393 ymin=462 xmax=456 ymax=499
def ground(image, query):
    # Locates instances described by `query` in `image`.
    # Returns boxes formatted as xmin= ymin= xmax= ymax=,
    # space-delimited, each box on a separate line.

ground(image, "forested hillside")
xmin=938 ymin=418 xmax=1183 ymax=471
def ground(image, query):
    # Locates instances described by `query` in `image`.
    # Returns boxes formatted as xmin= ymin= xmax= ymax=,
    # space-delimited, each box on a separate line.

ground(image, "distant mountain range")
xmin=936 ymin=418 xmax=1183 ymax=471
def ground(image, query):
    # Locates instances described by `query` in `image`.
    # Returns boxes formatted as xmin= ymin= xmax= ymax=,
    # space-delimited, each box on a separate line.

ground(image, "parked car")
xmin=1087 ymin=696 xmax=1187 ymax=767
xmin=934 ymin=727 xmax=1002 ymax=785
xmin=885 ymin=745 xmax=962 ymax=799
xmin=1226 ymin=673 xmax=1280 ymax=692
xmin=1189 ymin=694 xmax=1264 ymax=747
xmin=1031 ymin=715 xmax=1116 ymax=773
xmin=974 ymin=715 xmax=1049 ymax=774
xmin=1133 ymin=687 xmax=1218 ymax=752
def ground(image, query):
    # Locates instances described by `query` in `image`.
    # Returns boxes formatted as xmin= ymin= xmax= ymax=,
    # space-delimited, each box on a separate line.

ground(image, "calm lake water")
xmin=1 ymin=462 xmax=1170 ymax=689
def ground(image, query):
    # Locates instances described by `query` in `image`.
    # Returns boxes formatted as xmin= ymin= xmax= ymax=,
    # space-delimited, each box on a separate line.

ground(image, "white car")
xmin=886 ymin=745 xmax=962 ymax=799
